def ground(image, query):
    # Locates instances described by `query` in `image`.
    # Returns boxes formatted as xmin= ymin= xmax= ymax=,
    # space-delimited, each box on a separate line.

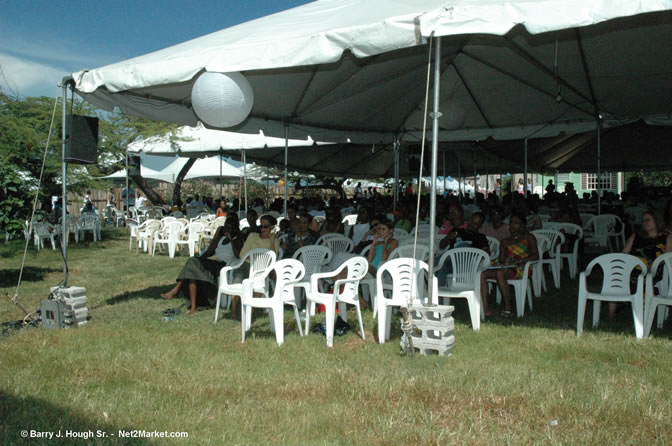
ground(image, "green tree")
xmin=0 ymin=92 xmax=179 ymax=233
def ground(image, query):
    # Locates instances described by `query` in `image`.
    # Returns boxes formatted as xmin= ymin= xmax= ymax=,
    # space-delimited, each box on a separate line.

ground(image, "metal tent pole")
xmin=428 ymin=36 xmax=441 ymax=304
xmin=61 ymin=83 xmax=68 ymax=286
xmin=393 ymin=138 xmax=400 ymax=211
xmin=219 ymin=153 xmax=223 ymax=198
xmin=597 ymin=118 xmax=602 ymax=214
xmin=457 ymin=152 xmax=462 ymax=203
xmin=284 ymin=124 xmax=289 ymax=217
xmin=473 ymin=150 xmax=478 ymax=198
xmin=243 ymin=150 xmax=248 ymax=213
xmin=524 ymin=138 xmax=528 ymax=199
xmin=442 ymin=151 xmax=446 ymax=194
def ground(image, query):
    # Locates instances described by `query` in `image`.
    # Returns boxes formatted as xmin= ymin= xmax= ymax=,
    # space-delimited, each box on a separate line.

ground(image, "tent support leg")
xmin=428 ymin=35 xmax=441 ymax=303
xmin=524 ymin=138 xmax=528 ymax=199
xmin=284 ymin=124 xmax=289 ymax=217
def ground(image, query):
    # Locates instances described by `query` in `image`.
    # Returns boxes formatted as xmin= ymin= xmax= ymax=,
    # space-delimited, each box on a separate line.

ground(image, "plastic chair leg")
xmin=272 ymin=307 xmax=284 ymax=345
xmin=377 ymin=301 xmax=387 ymax=344
xmin=592 ymin=300 xmax=601 ymax=328
xmin=325 ymin=301 xmax=336 ymax=347
xmin=577 ymin=295 xmax=587 ymax=336
xmin=632 ymin=297 xmax=644 ymax=339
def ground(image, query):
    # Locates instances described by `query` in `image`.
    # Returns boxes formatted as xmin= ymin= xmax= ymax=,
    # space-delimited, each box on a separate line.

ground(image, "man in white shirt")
xmin=136 ymin=194 xmax=148 ymax=209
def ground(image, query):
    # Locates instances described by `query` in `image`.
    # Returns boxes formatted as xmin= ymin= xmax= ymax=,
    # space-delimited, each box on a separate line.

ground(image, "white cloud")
xmin=0 ymin=52 xmax=67 ymax=98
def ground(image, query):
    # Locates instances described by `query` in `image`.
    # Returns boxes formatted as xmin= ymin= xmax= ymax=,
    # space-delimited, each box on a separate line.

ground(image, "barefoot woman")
xmin=162 ymin=218 xmax=243 ymax=314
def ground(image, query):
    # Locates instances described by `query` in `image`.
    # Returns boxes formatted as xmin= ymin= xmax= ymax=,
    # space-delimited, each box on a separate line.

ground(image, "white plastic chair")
xmin=175 ymin=221 xmax=205 ymax=257
xmin=551 ymin=223 xmax=583 ymax=279
xmin=584 ymin=214 xmax=625 ymax=252
xmin=341 ymin=214 xmax=358 ymax=225
xmin=33 ymin=222 xmax=56 ymax=250
xmin=486 ymin=236 xmax=500 ymax=262
xmin=492 ymin=257 xmax=537 ymax=318
xmin=214 ymin=249 xmax=277 ymax=323
xmin=532 ymin=229 xmax=565 ymax=289
xmin=376 ymin=258 xmax=438 ymax=343
xmin=317 ymin=233 xmax=354 ymax=256
xmin=393 ymin=227 xmax=409 ymax=238
xmin=303 ymin=256 xmax=369 ymax=347
xmin=78 ymin=215 xmax=100 ymax=242
xmin=292 ymin=245 xmax=333 ymax=306
xmin=152 ymin=221 xmax=185 ymax=258
xmin=410 ymin=224 xmax=438 ymax=237
xmin=136 ymin=219 xmax=160 ymax=253
xmin=530 ymin=234 xmax=551 ymax=297
xmin=241 ymin=259 xmax=305 ymax=345
xmin=577 ymin=253 xmax=647 ymax=339
xmin=435 ymin=248 xmax=490 ymax=330
xmin=644 ymin=253 xmax=672 ymax=337
xmin=388 ymin=243 xmax=430 ymax=262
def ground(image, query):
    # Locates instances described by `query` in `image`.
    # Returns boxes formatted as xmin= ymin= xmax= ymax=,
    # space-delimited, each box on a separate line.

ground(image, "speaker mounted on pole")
xmin=64 ymin=115 xmax=99 ymax=164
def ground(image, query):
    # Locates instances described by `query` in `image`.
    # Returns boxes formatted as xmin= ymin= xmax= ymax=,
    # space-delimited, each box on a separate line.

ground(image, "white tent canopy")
xmin=71 ymin=0 xmax=672 ymax=145
xmin=127 ymin=123 xmax=324 ymax=157
xmin=101 ymin=153 xmax=243 ymax=183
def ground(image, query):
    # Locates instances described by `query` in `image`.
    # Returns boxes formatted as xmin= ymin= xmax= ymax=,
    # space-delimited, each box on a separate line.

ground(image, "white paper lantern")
xmin=191 ymin=72 xmax=254 ymax=128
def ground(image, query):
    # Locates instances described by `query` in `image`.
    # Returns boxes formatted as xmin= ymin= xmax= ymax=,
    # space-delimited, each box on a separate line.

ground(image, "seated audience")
xmin=480 ymin=212 xmax=538 ymax=318
xmin=162 ymin=219 xmax=243 ymax=314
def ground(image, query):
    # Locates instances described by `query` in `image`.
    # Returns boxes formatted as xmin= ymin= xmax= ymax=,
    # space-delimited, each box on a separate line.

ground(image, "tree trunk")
xmin=172 ymin=158 xmax=197 ymax=207
xmin=130 ymin=174 xmax=165 ymax=206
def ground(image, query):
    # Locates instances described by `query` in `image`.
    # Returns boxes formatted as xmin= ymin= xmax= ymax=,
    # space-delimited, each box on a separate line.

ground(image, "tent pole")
xmin=266 ymin=164 xmax=270 ymax=208
xmin=219 ymin=153 xmax=223 ymax=198
xmin=524 ymin=138 xmax=528 ymax=199
xmin=457 ymin=152 xmax=462 ymax=203
xmin=393 ymin=138 xmax=400 ymax=211
xmin=61 ymin=82 xmax=68 ymax=287
xmin=243 ymin=150 xmax=248 ymax=213
xmin=284 ymin=124 xmax=289 ymax=217
xmin=485 ymin=159 xmax=489 ymax=195
xmin=442 ymin=151 xmax=446 ymax=194
xmin=428 ymin=36 xmax=441 ymax=304
xmin=597 ymin=118 xmax=602 ymax=214
xmin=473 ymin=150 xmax=477 ymax=198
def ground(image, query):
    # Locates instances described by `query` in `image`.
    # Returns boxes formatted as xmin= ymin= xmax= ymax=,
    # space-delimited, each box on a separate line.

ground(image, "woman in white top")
xmin=162 ymin=218 xmax=243 ymax=314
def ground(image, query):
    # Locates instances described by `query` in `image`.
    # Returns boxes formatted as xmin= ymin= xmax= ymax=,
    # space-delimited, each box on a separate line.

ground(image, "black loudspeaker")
xmin=64 ymin=115 xmax=98 ymax=164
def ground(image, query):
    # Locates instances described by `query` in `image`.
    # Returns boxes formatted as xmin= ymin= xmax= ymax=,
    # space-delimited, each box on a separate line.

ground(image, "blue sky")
xmin=0 ymin=0 xmax=313 ymax=98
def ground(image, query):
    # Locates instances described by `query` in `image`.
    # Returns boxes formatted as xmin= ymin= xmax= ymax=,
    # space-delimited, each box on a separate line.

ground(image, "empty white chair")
xmin=241 ymin=259 xmax=305 ymax=345
xmin=214 ymin=249 xmax=276 ymax=323
xmin=530 ymin=234 xmax=551 ymax=297
xmin=317 ymin=233 xmax=354 ymax=256
xmin=135 ymin=219 xmax=160 ymax=253
xmin=577 ymin=253 xmax=647 ymax=339
xmin=292 ymin=245 xmax=333 ymax=306
xmin=152 ymin=221 xmax=185 ymax=258
xmin=532 ymin=229 xmax=565 ymax=289
xmin=387 ymin=243 xmax=430 ymax=262
xmin=584 ymin=214 xmax=625 ymax=252
xmin=376 ymin=258 xmax=438 ymax=343
xmin=436 ymin=248 xmax=490 ymax=330
xmin=552 ymin=223 xmax=583 ymax=279
xmin=78 ymin=214 xmax=100 ymax=242
xmin=644 ymin=253 xmax=672 ymax=337
xmin=32 ymin=222 xmax=57 ymax=251
xmin=175 ymin=221 xmax=205 ymax=257
xmin=303 ymin=256 xmax=369 ymax=347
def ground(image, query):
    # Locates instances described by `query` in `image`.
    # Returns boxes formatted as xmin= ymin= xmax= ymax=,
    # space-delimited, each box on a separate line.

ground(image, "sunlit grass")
xmin=1 ymin=228 xmax=671 ymax=444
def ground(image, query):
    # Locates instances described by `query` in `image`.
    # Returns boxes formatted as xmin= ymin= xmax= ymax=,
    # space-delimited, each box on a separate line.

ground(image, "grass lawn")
xmin=1 ymin=228 xmax=672 ymax=445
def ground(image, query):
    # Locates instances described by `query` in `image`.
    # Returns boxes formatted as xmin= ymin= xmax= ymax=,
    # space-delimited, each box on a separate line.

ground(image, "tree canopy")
xmin=0 ymin=91 xmax=178 ymax=234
